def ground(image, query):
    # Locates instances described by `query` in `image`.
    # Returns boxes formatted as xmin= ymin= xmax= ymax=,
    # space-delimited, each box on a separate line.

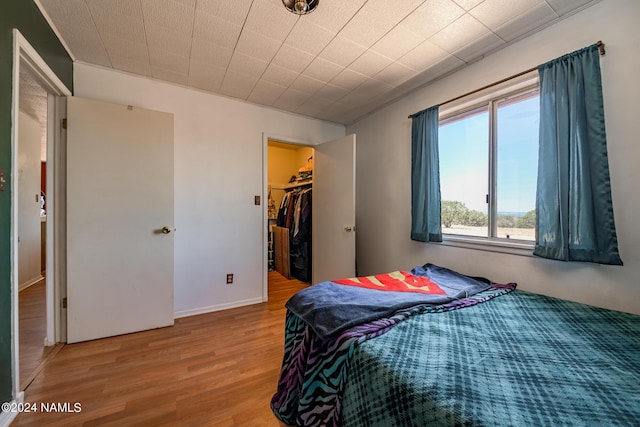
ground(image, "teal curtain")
xmin=535 ymin=44 xmax=622 ymax=265
xmin=411 ymin=106 xmax=442 ymax=242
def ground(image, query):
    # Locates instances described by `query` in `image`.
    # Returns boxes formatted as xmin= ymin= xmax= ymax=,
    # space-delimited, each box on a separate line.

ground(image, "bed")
xmin=271 ymin=263 xmax=640 ymax=426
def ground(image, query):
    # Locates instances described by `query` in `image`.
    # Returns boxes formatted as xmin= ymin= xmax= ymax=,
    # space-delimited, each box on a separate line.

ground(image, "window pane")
xmin=439 ymin=106 xmax=489 ymax=237
xmin=496 ymin=91 xmax=539 ymax=241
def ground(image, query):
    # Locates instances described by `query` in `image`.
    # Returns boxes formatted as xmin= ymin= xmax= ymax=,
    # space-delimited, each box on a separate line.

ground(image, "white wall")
xmin=348 ymin=0 xmax=640 ymax=315
xmin=18 ymin=110 xmax=44 ymax=289
xmin=74 ymin=63 xmax=344 ymax=317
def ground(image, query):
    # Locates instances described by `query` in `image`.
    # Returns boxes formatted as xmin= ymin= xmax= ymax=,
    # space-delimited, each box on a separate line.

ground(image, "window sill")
xmin=439 ymin=235 xmax=535 ymax=257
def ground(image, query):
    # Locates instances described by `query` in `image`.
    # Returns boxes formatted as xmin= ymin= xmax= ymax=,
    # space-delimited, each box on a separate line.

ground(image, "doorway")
xmin=266 ymin=140 xmax=314 ymax=293
xmin=17 ymin=65 xmax=50 ymax=390
xmin=11 ymin=29 xmax=71 ymax=402
xmin=262 ymin=133 xmax=357 ymax=302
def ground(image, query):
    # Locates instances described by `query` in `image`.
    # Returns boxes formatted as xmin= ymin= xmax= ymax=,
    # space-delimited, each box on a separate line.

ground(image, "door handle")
xmin=161 ymin=226 xmax=173 ymax=234
xmin=344 ymin=226 xmax=354 ymax=232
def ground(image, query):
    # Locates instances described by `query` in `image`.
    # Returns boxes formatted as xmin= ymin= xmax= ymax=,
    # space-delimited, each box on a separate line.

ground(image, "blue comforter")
xmin=285 ymin=263 xmax=492 ymax=339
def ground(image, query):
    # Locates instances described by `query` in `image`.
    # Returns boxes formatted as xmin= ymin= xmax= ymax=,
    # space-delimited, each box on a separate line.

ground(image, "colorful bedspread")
xmin=271 ymin=264 xmax=515 ymax=426
xmin=341 ymin=290 xmax=640 ymax=427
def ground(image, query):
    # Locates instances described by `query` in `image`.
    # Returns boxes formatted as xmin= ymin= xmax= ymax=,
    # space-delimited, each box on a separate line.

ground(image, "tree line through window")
xmin=439 ymin=87 xmax=539 ymax=241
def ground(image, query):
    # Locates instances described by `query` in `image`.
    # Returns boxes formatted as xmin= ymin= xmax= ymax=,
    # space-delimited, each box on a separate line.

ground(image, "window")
xmin=439 ymin=86 xmax=539 ymax=243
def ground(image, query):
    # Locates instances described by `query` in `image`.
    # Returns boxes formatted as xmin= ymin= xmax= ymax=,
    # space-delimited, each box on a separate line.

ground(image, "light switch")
xmin=255 ymin=195 xmax=260 ymax=205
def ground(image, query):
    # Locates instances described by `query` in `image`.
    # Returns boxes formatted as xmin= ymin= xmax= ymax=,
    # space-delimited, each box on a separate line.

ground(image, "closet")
xmin=267 ymin=140 xmax=313 ymax=284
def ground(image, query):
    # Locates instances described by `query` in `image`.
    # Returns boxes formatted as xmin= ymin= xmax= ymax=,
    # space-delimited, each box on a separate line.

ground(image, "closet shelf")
xmin=272 ymin=179 xmax=313 ymax=190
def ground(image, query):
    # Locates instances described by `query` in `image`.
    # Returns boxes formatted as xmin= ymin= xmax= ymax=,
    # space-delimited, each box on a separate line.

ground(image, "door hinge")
xmin=62 ymin=297 xmax=67 ymax=309
xmin=62 ymin=118 xmax=67 ymax=129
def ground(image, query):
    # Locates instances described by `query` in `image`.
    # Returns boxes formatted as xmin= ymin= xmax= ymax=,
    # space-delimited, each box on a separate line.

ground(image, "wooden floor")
xmin=14 ymin=272 xmax=307 ymax=426
xmin=19 ymin=278 xmax=62 ymax=391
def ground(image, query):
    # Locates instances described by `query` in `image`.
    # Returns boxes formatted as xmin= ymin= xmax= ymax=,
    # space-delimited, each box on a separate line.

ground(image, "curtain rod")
xmin=408 ymin=41 xmax=605 ymax=119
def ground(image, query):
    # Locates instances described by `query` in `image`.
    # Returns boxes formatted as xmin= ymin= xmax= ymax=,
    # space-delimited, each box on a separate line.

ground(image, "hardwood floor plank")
xmin=19 ymin=279 xmax=51 ymax=390
xmin=14 ymin=272 xmax=306 ymax=426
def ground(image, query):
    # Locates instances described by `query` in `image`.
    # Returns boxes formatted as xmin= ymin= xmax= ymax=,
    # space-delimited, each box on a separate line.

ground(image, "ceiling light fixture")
xmin=282 ymin=0 xmax=319 ymax=15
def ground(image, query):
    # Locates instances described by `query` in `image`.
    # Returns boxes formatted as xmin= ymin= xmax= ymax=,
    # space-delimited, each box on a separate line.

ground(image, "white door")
xmin=66 ymin=97 xmax=174 ymax=343
xmin=312 ymin=134 xmax=356 ymax=284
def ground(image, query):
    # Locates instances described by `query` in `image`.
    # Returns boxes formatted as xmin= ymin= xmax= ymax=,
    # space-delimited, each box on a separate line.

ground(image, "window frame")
xmin=437 ymin=72 xmax=539 ymax=255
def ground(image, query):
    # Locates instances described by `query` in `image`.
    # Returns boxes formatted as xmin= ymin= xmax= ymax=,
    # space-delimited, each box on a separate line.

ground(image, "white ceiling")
xmin=19 ymin=65 xmax=49 ymax=161
xmin=37 ymin=0 xmax=600 ymax=125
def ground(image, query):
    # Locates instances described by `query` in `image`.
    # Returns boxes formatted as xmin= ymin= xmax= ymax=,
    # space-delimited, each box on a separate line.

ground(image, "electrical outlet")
xmin=226 ymin=274 xmax=234 ymax=284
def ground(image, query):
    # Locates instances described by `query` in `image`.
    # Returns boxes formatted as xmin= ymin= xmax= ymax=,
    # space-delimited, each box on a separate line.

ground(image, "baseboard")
xmin=19 ymin=275 xmax=44 ymax=292
xmin=0 ymin=393 xmax=24 ymax=427
xmin=174 ymin=297 xmax=263 ymax=319
xmin=0 ymin=408 xmax=17 ymax=427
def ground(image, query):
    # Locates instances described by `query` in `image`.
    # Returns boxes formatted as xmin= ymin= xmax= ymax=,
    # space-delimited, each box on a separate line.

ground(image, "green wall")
xmin=0 ymin=0 xmax=72 ymax=404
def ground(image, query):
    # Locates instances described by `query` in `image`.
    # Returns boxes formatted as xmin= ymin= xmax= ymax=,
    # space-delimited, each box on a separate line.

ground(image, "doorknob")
xmin=345 ymin=226 xmax=354 ymax=232
xmin=161 ymin=226 xmax=173 ymax=234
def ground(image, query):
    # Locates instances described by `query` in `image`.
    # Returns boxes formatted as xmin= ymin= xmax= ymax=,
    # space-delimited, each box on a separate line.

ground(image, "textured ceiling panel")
xmin=303 ymin=57 xmax=344 ymax=82
xmin=429 ymin=13 xmax=491 ymax=53
xmin=546 ymin=0 xmax=599 ymax=16
xmin=303 ymin=0 xmax=368 ymax=33
xmin=330 ymin=68 xmax=370 ymax=89
xmin=101 ymin=35 xmax=149 ymax=63
xmin=236 ymin=30 xmax=283 ymax=63
xmin=244 ymin=0 xmax=298 ymax=41
xmin=494 ymin=2 xmax=559 ymax=42
xmin=470 ymin=0 xmax=545 ymax=30
xmin=19 ymin=66 xmax=48 ymax=161
xmin=290 ymin=74 xmax=327 ymax=95
xmin=261 ymin=63 xmax=300 ymax=87
xmin=190 ymin=37 xmax=233 ymax=65
xmin=140 ymin=0 xmax=195 ymax=35
xmin=39 ymin=0 xmax=602 ymax=125
xmin=272 ymin=88 xmax=312 ymax=111
xmin=348 ymin=50 xmax=394 ymax=77
xmin=400 ymin=0 xmax=465 ymax=40
xmin=39 ymin=0 xmax=111 ymax=66
xmin=371 ymin=25 xmax=426 ymax=61
xmin=452 ymin=0 xmax=486 ymax=10
xmin=272 ymin=46 xmax=315 ymax=73
xmin=193 ymin=11 xmax=242 ymax=48
xmin=284 ymin=21 xmax=336 ymax=56
xmin=453 ymin=32 xmax=506 ymax=62
xmin=148 ymin=47 xmax=189 ymax=75
xmin=314 ymin=83 xmax=350 ymax=102
xmin=319 ymin=36 xmax=367 ymax=67
xmin=374 ymin=62 xmax=419 ymax=87
xmin=351 ymin=78 xmax=394 ymax=98
xmin=397 ymin=40 xmax=450 ymax=72
xmin=196 ymin=0 xmax=252 ymax=25
xmin=227 ymin=52 xmax=269 ymax=78
xmin=86 ymin=0 xmax=146 ymax=43
xmin=145 ymin=22 xmax=192 ymax=57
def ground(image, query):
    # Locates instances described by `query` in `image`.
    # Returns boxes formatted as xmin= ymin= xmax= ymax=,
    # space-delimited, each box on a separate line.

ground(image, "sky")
xmin=439 ymin=95 xmax=539 ymax=214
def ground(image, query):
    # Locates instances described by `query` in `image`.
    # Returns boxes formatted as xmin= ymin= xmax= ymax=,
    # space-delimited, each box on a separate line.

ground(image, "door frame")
xmin=261 ymin=133 xmax=316 ymax=302
xmin=10 ymin=29 xmax=71 ymax=402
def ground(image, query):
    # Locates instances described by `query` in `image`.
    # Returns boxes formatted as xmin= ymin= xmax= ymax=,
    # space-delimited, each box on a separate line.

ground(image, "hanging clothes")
xmin=276 ymin=186 xmax=313 ymax=282
xmin=290 ymin=188 xmax=312 ymax=282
